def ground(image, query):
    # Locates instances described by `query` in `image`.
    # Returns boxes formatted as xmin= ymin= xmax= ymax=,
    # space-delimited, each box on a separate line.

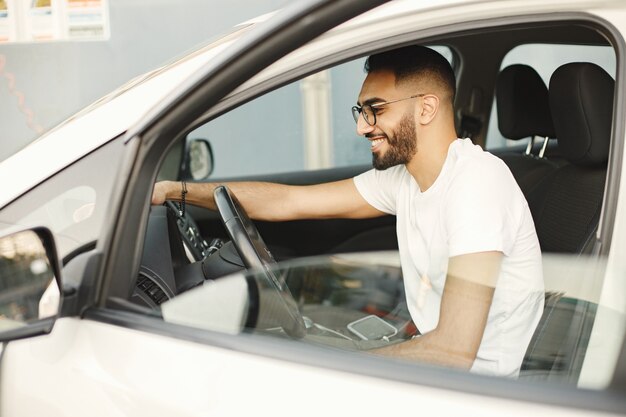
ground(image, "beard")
xmin=372 ymin=113 xmax=417 ymax=170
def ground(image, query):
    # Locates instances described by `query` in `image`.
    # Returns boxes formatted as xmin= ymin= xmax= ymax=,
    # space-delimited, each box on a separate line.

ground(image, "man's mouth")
xmin=369 ymin=136 xmax=386 ymax=151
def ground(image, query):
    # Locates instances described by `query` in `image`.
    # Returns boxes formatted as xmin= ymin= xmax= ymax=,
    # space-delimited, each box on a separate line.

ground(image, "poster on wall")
xmin=0 ymin=0 xmax=108 ymax=43
xmin=0 ymin=0 xmax=16 ymax=42
xmin=65 ymin=0 xmax=107 ymax=39
xmin=26 ymin=0 xmax=60 ymax=41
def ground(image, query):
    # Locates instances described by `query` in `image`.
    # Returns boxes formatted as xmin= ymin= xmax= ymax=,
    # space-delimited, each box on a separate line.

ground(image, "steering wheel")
xmin=213 ymin=185 xmax=306 ymax=338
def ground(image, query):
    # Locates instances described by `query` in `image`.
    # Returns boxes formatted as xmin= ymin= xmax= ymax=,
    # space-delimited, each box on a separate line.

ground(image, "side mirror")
xmin=180 ymin=138 xmax=214 ymax=181
xmin=0 ymin=227 xmax=62 ymax=342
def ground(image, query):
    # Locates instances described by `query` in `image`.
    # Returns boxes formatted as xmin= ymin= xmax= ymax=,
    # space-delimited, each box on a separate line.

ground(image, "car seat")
xmin=526 ymin=62 xmax=614 ymax=253
xmin=520 ymin=62 xmax=614 ymax=382
xmin=495 ymin=64 xmax=560 ymax=198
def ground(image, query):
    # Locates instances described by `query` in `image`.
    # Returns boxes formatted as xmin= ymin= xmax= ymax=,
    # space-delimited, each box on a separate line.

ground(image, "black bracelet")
xmin=178 ymin=181 xmax=187 ymax=217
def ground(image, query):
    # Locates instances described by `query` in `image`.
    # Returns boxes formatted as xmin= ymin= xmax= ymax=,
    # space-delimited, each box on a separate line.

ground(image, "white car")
xmin=0 ymin=0 xmax=625 ymax=415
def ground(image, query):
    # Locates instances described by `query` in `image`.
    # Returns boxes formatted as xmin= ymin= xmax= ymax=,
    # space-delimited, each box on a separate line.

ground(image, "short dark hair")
xmin=364 ymin=45 xmax=456 ymax=103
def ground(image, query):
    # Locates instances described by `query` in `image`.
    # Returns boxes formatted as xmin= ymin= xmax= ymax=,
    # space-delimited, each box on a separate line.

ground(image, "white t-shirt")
xmin=354 ymin=138 xmax=544 ymax=377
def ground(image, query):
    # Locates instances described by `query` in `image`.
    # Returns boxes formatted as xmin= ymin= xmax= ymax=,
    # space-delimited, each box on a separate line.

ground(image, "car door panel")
xmin=3 ymin=316 xmax=620 ymax=417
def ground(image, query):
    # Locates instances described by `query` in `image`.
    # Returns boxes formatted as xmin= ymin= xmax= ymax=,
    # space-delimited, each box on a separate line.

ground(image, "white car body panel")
xmin=1 ymin=318 xmax=620 ymax=417
xmin=574 ymin=5 xmax=626 ymax=390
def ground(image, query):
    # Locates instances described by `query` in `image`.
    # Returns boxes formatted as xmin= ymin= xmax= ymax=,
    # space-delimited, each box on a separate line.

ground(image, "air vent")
xmin=136 ymin=274 xmax=170 ymax=305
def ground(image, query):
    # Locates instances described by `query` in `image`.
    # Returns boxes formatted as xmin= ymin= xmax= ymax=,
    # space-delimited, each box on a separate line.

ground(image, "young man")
xmin=153 ymin=46 xmax=544 ymax=377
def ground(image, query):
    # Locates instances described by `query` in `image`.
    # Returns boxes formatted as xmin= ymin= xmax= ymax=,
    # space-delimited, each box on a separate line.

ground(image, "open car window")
xmin=180 ymin=45 xmax=455 ymax=179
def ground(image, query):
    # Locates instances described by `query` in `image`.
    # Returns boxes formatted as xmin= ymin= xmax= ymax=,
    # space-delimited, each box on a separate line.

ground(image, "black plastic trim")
xmin=0 ymin=318 xmax=56 ymax=343
xmin=61 ymin=241 xmax=97 ymax=266
xmin=59 ymin=251 xmax=103 ymax=317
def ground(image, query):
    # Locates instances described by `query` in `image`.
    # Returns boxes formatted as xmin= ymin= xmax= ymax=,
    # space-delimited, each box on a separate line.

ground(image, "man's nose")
xmin=356 ymin=113 xmax=375 ymax=136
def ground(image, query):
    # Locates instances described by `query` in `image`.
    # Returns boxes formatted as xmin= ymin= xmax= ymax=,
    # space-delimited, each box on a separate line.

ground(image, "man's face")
xmin=356 ymin=70 xmax=418 ymax=170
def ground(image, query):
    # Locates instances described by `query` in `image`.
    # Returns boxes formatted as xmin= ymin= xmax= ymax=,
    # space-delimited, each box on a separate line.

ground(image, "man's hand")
xmin=151 ymin=181 xmax=175 ymax=205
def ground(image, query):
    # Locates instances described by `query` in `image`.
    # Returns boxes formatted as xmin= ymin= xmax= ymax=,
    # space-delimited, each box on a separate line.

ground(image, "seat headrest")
xmin=549 ymin=62 xmax=614 ymax=166
xmin=496 ymin=64 xmax=555 ymax=140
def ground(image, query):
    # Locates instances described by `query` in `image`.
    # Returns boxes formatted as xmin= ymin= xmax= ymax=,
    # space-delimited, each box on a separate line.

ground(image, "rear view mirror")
xmin=0 ymin=227 xmax=61 ymax=341
xmin=181 ymin=138 xmax=214 ymax=181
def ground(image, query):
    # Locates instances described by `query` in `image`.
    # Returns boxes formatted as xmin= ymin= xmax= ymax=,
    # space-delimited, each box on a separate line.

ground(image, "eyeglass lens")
xmin=351 ymin=105 xmax=376 ymax=126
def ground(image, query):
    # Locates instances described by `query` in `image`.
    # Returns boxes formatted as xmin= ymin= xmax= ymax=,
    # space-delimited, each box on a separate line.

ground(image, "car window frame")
xmin=89 ymin=8 xmax=626 ymax=415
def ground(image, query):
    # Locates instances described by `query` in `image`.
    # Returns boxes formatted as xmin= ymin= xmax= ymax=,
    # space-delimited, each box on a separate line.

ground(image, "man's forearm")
xmin=153 ymin=180 xmax=215 ymax=208
xmin=372 ymin=330 xmax=476 ymax=370
xmin=372 ymin=268 xmax=498 ymax=370
xmin=152 ymin=178 xmax=385 ymax=222
xmin=153 ymin=180 xmax=296 ymax=221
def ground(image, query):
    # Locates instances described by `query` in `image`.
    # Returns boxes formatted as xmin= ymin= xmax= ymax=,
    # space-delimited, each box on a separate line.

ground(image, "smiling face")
xmin=356 ymin=70 xmax=420 ymax=170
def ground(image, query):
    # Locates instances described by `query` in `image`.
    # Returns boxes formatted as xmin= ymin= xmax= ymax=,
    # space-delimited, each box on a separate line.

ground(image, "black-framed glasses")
xmin=351 ymin=94 xmax=425 ymax=126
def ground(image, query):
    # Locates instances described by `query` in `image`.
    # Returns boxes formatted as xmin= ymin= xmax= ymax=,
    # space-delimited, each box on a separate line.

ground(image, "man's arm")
xmin=152 ymin=179 xmax=386 ymax=221
xmin=373 ymin=251 xmax=501 ymax=369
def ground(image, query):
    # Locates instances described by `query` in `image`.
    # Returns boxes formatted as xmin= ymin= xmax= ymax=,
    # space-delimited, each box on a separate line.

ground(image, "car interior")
xmin=135 ymin=19 xmax=617 ymax=384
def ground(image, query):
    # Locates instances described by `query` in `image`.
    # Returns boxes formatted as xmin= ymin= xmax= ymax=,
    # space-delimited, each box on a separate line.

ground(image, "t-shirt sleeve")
xmin=444 ymin=158 xmax=522 ymax=257
xmin=353 ymin=167 xmax=403 ymax=215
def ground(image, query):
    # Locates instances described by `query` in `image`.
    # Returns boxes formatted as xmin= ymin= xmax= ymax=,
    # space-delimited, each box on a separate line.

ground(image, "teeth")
xmin=371 ymin=138 xmax=385 ymax=148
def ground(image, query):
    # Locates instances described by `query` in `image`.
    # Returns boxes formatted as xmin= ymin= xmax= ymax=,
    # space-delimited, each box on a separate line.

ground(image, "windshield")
xmin=28 ymin=23 xmax=255 ymax=146
xmin=0 ymin=138 xmax=125 ymax=260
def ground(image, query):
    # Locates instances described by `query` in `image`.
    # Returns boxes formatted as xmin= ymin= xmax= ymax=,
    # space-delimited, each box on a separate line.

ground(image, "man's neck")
xmin=406 ymin=133 xmax=457 ymax=192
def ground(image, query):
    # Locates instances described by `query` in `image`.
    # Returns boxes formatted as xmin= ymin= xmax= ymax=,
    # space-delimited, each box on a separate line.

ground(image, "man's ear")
xmin=417 ymin=94 xmax=439 ymax=124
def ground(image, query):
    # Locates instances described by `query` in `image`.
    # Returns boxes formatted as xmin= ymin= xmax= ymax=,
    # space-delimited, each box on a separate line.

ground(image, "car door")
xmin=100 ymin=0 xmax=626 ymax=414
